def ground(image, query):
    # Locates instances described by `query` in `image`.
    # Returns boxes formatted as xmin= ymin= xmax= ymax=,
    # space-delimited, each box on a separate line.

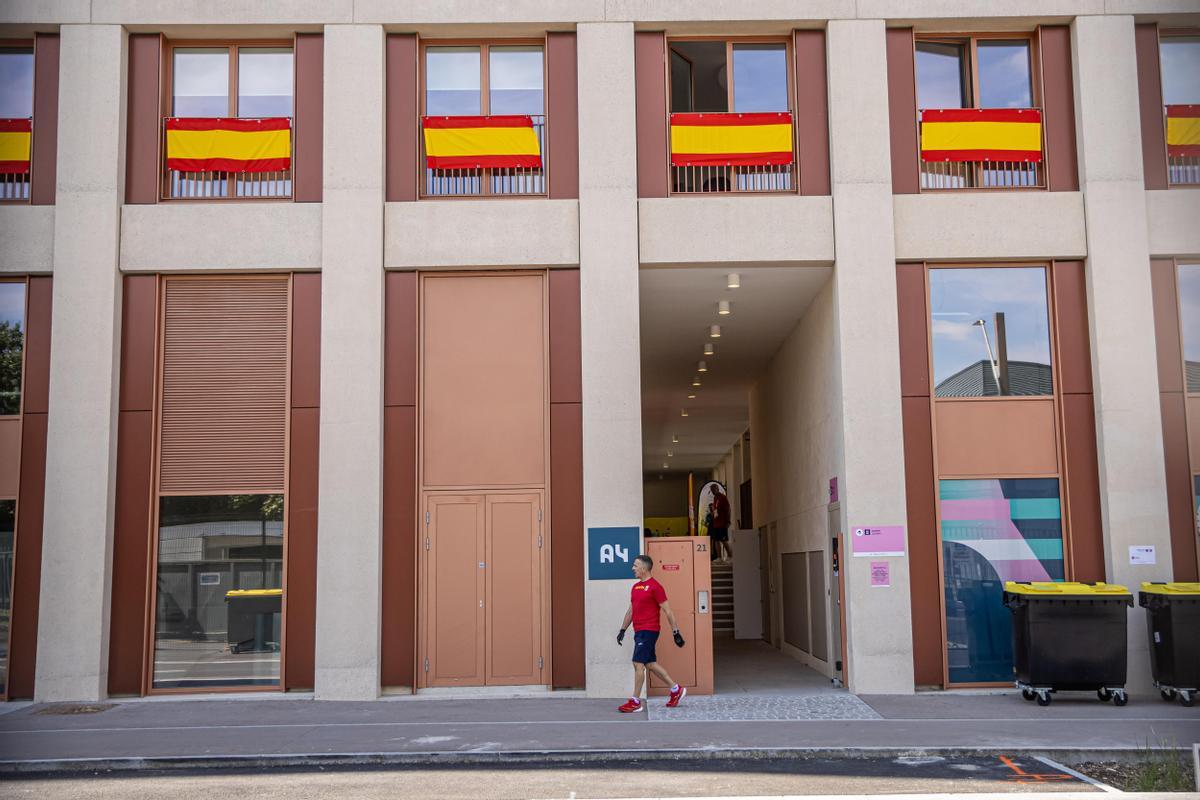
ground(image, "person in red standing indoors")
xmin=616 ymin=554 xmax=686 ymax=712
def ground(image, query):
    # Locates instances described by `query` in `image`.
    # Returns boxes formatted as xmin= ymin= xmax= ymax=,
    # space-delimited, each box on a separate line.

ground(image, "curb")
xmin=0 ymin=745 xmax=1188 ymax=776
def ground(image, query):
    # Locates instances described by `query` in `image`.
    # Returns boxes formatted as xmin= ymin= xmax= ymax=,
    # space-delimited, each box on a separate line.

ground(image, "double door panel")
xmin=645 ymin=537 xmax=713 ymax=695
xmin=423 ymin=492 xmax=544 ymax=688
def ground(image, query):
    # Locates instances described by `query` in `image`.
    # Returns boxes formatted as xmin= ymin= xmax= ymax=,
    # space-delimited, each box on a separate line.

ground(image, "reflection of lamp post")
xmin=972 ymin=318 xmax=1001 ymax=391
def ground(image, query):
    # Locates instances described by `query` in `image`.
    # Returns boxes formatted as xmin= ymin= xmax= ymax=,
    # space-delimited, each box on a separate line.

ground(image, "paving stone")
xmin=646 ymin=693 xmax=882 ymax=722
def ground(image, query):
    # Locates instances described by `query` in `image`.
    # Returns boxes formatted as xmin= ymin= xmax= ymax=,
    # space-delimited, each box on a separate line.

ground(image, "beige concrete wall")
xmin=0 ymin=207 xmax=55 ymax=273
xmin=577 ymin=22 xmax=643 ymax=700
xmin=1145 ymin=190 xmax=1200 ymax=260
xmin=34 ymin=24 xmax=126 ymax=702
xmin=638 ymin=196 xmax=834 ymax=267
xmin=313 ymin=24 xmax=386 ymax=701
xmin=893 ymin=192 xmax=1088 ymax=262
xmin=120 ymin=203 xmax=322 ymax=272
xmin=826 ymin=19 xmax=914 ymax=695
xmin=385 ymin=200 xmax=579 ymax=269
xmin=1073 ymin=14 xmax=1173 ymax=692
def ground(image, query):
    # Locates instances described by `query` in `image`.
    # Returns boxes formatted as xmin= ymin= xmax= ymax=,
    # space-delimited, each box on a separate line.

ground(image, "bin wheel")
xmin=230 ymin=644 xmax=239 ymax=655
xmin=1180 ymin=690 xmax=1195 ymax=708
xmin=1036 ymin=691 xmax=1052 ymax=707
xmin=1022 ymin=688 xmax=1036 ymax=701
xmin=1160 ymin=688 xmax=1177 ymax=702
xmin=1112 ymin=690 xmax=1128 ymax=707
xmin=1097 ymin=688 xmax=1112 ymax=702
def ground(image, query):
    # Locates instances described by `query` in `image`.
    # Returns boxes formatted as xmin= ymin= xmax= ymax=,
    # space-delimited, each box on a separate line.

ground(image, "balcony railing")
xmin=1166 ymin=105 xmax=1199 ymax=186
xmin=918 ymin=108 xmax=1045 ymax=190
xmin=669 ymin=111 xmax=796 ymax=194
xmin=0 ymin=172 xmax=30 ymax=201
xmin=422 ymin=114 xmax=546 ymax=198
xmin=161 ymin=117 xmax=293 ymax=200
xmin=0 ymin=117 xmax=32 ymax=202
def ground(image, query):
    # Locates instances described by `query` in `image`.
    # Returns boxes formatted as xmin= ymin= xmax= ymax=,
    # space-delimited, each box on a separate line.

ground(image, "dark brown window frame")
xmin=0 ymin=41 xmax=35 ymax=205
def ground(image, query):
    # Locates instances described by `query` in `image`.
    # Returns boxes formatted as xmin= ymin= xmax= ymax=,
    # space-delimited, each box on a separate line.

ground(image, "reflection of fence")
xmin=423 ymin=115 xmax=547 ymax=197
xmin=161 ymin=117 xmax=293 ymax=200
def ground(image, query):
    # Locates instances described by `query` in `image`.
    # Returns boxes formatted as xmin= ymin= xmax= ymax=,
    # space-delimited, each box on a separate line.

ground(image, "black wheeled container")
xmin=1138 ymin=582 xmax=1200 ymax=707
xmin=1002 ymin=581 xmax=1133 ymax=706
xmin=225 ymin=588 xmax=282 ymax=654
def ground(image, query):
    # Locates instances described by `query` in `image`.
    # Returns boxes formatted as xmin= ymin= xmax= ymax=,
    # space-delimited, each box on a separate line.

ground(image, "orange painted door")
xmin=485 ymin=493 xmax=544 ymax=685
xmin=646 ymin=537 xmax=713 ymax=695
xmin=424 ymin=494 xmax=485 ymax=687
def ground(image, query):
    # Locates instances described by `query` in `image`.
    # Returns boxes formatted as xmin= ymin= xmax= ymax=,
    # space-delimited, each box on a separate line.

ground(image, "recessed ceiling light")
xmin=717 ymin=300 xmax=731 ymax=316
xmin=691 ymin=376 xmax=702 ymax=387
xmin=703 ymin=343 xmax=714 ymax=356
xmin=681 ymin=408 xmax=689 ymax=417
xmin=672 ymin=434 xmax=679 ymax=443
xmin=709 ymin=325 xmax=721 ymax=339
xmin=727 ymin=273 xmax=741 ymax=289
xmin=667 ymin=450 xmax=673 ymax=457
xmin=697 ymin=360 xmax=708 ymax=373
xmin=687 ymin=393 xmax=696 ymax=399
xmin=663 ymin=463 xmax=669 ymax=469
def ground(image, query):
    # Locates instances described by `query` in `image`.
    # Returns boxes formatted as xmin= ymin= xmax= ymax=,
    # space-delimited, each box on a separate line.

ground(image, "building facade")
xmin=0 ymin=1 xmax=1197 ymax=703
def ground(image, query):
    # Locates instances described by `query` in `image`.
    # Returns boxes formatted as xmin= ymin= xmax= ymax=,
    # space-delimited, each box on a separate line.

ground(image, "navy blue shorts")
xmin=632 ymin=630 xmax=659 ymax=664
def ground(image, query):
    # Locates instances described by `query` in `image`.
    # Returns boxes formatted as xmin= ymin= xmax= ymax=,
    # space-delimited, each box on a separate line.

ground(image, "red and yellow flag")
xmin=1166 ymin=105 xmax=1200 ymax=157
xmin=669 ymin=112 xmax=793 ymax=166
xmin=422 ymin=115 xmax=542 ymax=169
xmin=165 ymin=117 xmax=291 ymax=173
xmin=0 ymin=119 xmax=32 ymax=174
xmin=921 ymin=108 xmax=1042 ymax=163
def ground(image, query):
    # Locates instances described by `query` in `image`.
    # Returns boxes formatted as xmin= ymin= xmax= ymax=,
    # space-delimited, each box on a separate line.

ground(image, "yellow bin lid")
xmin=1004 ymin=581 xmax=1130 ymax=596
xmin=1140 ymin=581 xmax=1200 ymax=595
xmin=225 ymin=588 xmax=283 ymax=598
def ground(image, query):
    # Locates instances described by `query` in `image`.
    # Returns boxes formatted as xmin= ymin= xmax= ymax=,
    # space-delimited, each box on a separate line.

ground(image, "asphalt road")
xmin=0 ymin=754 xmax=1107 ymax=799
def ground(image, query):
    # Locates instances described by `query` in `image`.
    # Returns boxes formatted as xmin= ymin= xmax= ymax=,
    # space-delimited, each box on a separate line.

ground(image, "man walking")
xmin=616 ymin=554 xmax=686 ymax=712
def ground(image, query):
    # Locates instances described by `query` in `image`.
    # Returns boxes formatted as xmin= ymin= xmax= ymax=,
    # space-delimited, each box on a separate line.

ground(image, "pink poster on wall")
xmin=870 ymin=561 xmax=890 ymax=587
xmin=852 ymin=525 xmax=906 ymax=557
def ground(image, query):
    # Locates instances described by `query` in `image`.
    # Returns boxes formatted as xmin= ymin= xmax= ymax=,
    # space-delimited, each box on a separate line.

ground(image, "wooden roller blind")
xmin=159 ymin=277 xmax=289 ymax=494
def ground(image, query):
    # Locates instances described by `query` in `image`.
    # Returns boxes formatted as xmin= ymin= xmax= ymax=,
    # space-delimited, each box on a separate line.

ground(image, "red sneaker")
xmin=618 ymin=699 xmax=644 ymax=713
xmin=665 ymin=685 xmax=687 ymax=708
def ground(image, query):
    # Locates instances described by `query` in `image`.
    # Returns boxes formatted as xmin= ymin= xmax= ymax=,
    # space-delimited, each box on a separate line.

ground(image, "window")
xmin=0 ymin=46 xmax=34 ymax=201
xmin=152 ymin=495 xmax=284 ymax=689
xmin=667 ymin=40 xmax=794 ymax=193
xmin=422 ymin=42 xmax=546 ymax=197
xmin=929 ymin=267 xmax=1053 ymax=398
xmin=1179 ymin=264 xmax=1200 ymax=393
xmin=1160 ymin=36 xmax=1200 ymax=185
xmin=940 ymin=478 xmax=1064 ymax=684
xmin=165 ymin=43 xmax=294 ymax=199
xmin=915 ymin=35 xmax=1041 ymax=189
xmin=0 ymin=499 xmax=13 ymax=697
xmin=0 ymin=281 xmax=25 ymax=416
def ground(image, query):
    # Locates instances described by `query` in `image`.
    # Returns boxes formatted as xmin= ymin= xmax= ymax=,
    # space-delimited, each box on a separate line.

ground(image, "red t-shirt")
xmin=630 ymin=578 xmax=668 ymax=632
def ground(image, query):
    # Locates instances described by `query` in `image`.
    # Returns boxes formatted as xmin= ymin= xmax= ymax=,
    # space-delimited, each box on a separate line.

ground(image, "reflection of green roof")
xmin=935 ymin=359 xmax=1052 ymax=397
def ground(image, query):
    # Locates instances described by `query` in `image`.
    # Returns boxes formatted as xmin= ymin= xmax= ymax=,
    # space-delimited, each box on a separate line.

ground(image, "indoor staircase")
xmin=712 ymin=560 xmax=734 ymax=635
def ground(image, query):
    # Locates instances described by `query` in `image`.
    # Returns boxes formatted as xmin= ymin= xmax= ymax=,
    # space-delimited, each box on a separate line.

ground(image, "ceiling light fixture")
xmin=667 ymin=450 xmax=673 ymax=457
xmin=663 ymin=463 xmax=669 ymax=469
xmin=687 ymin=393 xmax=696 ymax=399
xmin=727 ymin=273 xmax=741 ymax=289
xmin=697 ymin=360 xmax=708 ymax=373
xmin=703 ymin=343 xmax=715 ymax=356
xmin=681 ymin=408 xmax=689 ymax=417
xmin=672 ymin=434 xmax=679 ymax=443
xmin=691 ymin=376 xmax=702 ymax=387
xmin=709 ymin=324 xmax=722 ymax=339
xmin=718 ymin=300 xmax=731 ymax=316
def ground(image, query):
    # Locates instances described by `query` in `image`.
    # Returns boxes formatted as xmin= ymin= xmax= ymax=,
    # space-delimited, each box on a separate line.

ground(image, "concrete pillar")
xmin=576 ymin=22 xmax=642 ymax=699
xmin=34 ymin=25 xmax=127 ymax=702
xmin=1072 ymin=15 xmax=1172 ymax=689
xmin=313 ymin=24 xmax=386 ymax=700
xmin=825 ymin=20 xmax=915 ymax=694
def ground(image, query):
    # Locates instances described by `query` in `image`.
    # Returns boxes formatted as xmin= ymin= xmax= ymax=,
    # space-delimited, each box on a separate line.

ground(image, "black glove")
xmin=673 ymin=630 xmax=685 ymax=648
xmin=617 ymin=629 xmax=626 ymax=646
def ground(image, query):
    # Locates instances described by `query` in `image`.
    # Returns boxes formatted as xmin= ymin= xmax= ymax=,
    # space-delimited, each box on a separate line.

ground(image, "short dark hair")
xmin=635 ymin=554 xmax=653 ymax=570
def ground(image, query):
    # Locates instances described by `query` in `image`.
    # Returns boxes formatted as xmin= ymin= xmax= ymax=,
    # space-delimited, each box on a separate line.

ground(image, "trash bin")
xmin=1138 ymin=582 xmax=1200 ymax=707
xmin=1003 ymin=581 xmax=1133 ymax=706
xmin=225 ymin=589 xmax=282 ymax=654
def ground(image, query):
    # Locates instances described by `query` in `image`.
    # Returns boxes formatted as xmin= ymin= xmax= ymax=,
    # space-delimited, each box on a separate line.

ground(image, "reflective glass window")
xmin=916 ymin=41 xmax=970 ymax=109
xmin=488 ymin=46 xmax=543 ymax=115
xmin=0 ymin=47 xmax=34 ymax=119
xmin=153 ymin=494 xmax=284 ymax=689
xmin=929 ymin=267 xmax=1053 ymax=397
xmin=426 ymin=46 xmax=481 ymax=115
xmin=1180 ymin=264 xmax=1200 ymax=393
xmin=0 ymin=500 xmax=13 ymax=696
xmin=173 ymin=48 xmax=230 ymax=117
xmin=940 ymin=478 xmax=1064 ymax=684
xmin=238 ymin=47 xmax=293 ymax=118
xmin=668 ymin=41 xmax=729 ymax=113
xmin=732 ymin=43 xmax=789 ymax=112
xmin=977 ymin=40 xmax=1033 ymax=109
xmin=0 ymin=282 xmax=25 ymax=416
xmin=1161 ymin=36 xmax=1200 ymax=106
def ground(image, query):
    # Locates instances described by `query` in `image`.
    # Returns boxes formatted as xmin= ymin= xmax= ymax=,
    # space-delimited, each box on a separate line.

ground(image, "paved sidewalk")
xmin=0 ymin=690 xmax=1196 ymax=773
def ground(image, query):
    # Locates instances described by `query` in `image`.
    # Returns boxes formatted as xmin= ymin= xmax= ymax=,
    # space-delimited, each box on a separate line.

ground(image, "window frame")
xmin=913 ymin=30 xmax=1046 ymax=192
xmin=0 ymin=40 xmax=36 ymax=205
xmin=159 ymin=38 xmax=298 ymax=203
xmin=1157 ymin=28 xmax=1200 ymax=189
xmin=417 ymin=37 xmax=550 ymax=200
xmin=0 ymin=275 xmax=27 ymax=702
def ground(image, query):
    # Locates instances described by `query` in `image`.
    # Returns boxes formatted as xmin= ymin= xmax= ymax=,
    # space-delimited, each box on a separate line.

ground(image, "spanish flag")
xmin=0 ymin=118 xmax=32 ymax=174
xmin=921 ymin=108 xmax=1042 ymax=163
xmin=670 ymin=112 xmax=793 ymax=166
xmin=165 ymin=117 xmax=291 ymax=173
xmin=1166 ymin=105 xmax=1200 ymax=158
xmin=422 ymin=115 xmax=542 ymax=169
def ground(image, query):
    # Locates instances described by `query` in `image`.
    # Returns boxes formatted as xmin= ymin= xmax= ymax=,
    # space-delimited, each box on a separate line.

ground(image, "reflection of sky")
xmin=427 ymin=47 xmax=480 ymax=115
xmin=238 ymin=49 xmax=293 ymax=117
xmin=1179 ymin=264 xmax=1200 ymax=370
xmin=490 ymin=47 xmax=543 ymax=114
xmin=0 ymin=49 xmax=34 ymax=118
xmin=0 ymin=283 xmax=25 ymax=327
xmin=173 ymin=48 xmax=293 ymax=118
xmin=1161 ymin=38 xmax=1200 ymax=105
xmin=916 ymin=43 xmax=967 ymax=109
xmin=732 ymin=44 xmax=788 ymax=112
xmin=174 ymin=49 xmax=228 ymax=116
xmin=977 ymin=42 xmax=1032 ymax=108
xmin=929 ymin=267 xmax=1051 ymax=385
xmin=425 ymin=47 xmax=544 ymax=116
